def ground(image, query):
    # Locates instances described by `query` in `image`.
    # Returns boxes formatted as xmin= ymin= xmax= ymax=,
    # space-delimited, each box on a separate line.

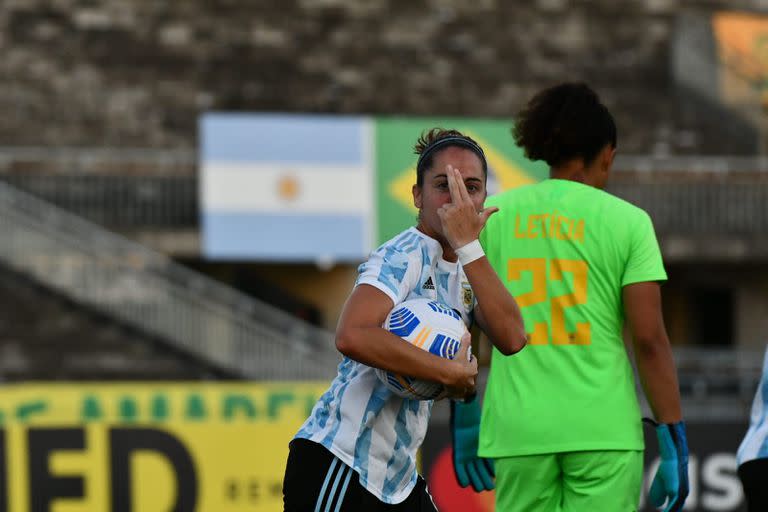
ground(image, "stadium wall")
xmin=0 ymin=0 xmax=762 ymax=155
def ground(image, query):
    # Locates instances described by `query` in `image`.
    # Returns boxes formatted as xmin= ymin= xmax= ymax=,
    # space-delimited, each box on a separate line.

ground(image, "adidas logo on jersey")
xmin=422 ymin=277 xmax=435 ymax=290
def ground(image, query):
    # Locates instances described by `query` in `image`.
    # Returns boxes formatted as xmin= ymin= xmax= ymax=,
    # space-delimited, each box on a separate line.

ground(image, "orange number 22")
xmin=507 ymin=258 xmax=591 ymax=345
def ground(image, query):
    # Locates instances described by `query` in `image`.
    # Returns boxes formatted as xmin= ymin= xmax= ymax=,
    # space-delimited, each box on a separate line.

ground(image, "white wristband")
xmin=455 ymin=239 xmax=484 ymax=266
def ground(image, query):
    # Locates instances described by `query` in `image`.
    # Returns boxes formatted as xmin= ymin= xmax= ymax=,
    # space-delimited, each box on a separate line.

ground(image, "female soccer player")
xmin=283 ymin=128 xmax=526 ymax=511
xmin=478 ymin=83 xmax=688 ymax=512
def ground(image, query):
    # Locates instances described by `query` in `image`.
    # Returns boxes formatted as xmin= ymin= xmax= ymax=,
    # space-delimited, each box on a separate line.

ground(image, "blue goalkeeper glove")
xmin=646 ymin=419 xmax=689 ymax=512
xmin=450 ymin=394 xmax=495 ymax=492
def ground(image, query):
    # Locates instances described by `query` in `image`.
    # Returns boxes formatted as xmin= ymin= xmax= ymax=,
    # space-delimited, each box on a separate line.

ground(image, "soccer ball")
xmin=376 ymin=298 xmax=468 ymax=400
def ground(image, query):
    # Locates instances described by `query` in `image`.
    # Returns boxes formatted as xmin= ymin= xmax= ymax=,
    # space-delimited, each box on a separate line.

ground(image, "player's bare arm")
xmin=335 ymin=283 xmax=477 ymax=397
xmin=439 ymin=165 xmax=527 ymax=355
xmin=623 ymin=281 xmax=683 ymax=423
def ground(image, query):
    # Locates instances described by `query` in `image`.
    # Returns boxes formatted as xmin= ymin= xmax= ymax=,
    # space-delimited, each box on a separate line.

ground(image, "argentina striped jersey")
xmin=295 ymin=227 xmax=475 ymax=504
xmin=737 ymin=345 xmax=768 ymax=465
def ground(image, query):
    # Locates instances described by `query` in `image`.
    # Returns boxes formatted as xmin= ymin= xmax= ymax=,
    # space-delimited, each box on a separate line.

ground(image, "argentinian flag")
xmin=201 ymin=114 xmax=374 ymax=262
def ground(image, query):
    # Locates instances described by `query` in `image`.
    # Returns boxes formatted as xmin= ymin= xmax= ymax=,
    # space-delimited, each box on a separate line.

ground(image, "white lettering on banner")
xmin=641 ymin=454 xmax=743 ymax=511
xmin=688 ymin=456 xmax=699 ymax=510
xmin=701 ymin=454 xmax=742 ymax=511
xmin=687 ymin=457 xmax=699 ymax=510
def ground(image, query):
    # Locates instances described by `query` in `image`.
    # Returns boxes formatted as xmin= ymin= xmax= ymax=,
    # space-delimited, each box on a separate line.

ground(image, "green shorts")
xmin=495 ymin=450 xmax=643 ymax=512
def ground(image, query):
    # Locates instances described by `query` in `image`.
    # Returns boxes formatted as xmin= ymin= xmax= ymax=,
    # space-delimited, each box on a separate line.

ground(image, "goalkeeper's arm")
xmin=622 ymin=282 xmax=682 ymax=424
xmin=624 ymin=281 xmax=688 ymax=512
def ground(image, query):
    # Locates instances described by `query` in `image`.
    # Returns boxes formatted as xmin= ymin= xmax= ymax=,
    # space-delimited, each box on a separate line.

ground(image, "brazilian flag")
xmin=374 ymin=117 xmax=549 ymax=245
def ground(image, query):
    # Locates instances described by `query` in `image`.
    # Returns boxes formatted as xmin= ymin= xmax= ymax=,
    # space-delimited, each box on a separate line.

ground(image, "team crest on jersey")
xmin=462 ymin=282 xmax=473 ymax=309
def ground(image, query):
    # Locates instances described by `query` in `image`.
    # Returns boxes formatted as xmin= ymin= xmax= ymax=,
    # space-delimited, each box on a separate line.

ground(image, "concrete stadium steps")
xmin=0 ymin=1 xmax=760 ymax=155
xmin=0 ymin=266 xmax=224 ymax=381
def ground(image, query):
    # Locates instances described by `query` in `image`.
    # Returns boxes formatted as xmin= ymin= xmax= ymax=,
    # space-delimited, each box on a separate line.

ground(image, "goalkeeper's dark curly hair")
xmin=512 ymin=83 xmax=616 ymax=168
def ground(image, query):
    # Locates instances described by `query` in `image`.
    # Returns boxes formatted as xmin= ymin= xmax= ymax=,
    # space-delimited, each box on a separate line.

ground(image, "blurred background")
xmin=0 ymin=0 xmax=765 ymax=510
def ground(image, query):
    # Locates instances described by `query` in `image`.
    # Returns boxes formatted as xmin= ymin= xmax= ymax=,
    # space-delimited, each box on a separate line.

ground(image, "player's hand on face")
xmin=443 ymin=332 xmax=478 ymax=400
xmin=437 ymin=166 xmax=498 ymax=250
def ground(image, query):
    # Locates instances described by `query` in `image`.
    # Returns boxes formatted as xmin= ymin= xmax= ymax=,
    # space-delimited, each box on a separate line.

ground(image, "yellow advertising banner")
xmin=0 ymin=382 xmax=328 ymax=512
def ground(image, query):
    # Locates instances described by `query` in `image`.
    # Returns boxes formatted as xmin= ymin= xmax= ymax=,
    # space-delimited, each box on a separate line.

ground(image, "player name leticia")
xmin=514 ymin=213 xmax=585 ymax=242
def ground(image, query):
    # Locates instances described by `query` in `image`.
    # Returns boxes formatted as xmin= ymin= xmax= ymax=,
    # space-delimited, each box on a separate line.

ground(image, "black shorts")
xmin=738 ymin=458 xmax=768 ymax=512
xmin=283 ymin=438 xmax=438 ymax=512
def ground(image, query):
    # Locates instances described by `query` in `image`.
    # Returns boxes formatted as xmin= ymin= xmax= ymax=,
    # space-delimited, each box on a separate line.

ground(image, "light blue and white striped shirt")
xmin=737 ymin=345 xmax=768 ymax=465
xmin=295 ymin=227 xmax=475 ymax=504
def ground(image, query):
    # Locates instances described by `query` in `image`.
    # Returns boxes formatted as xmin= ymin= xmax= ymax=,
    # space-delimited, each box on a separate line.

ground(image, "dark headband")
xmin=416 ymin=136 xmax=488 ymax=175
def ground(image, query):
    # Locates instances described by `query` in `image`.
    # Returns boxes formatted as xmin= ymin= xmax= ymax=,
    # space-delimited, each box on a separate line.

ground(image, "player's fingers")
xmin=665 ymin=494 xmax=683 ymax=512
xmin=451 ymin=166 xmax=472 ymax=204
xmin=468 ymin=355 xmax=478 ymax=374
xmin=483 ymin=457 xmax=496 ymax=478
xmin=466 ymin=460 xmax=483 ymax=491
xmin=476 ymin=460 xmax=495 ymax=491
xmin=648 ymin=474 xmax=667 ymax=507
xmin=479 ymin=207 xmax=499 ymax=225
xmin=446 ymin=165 xmax=462 ymax=205
xmin=454 ymin=461 xmax=470 ymax=487
xmin=457 ymin=332 xmax=471 ymax=358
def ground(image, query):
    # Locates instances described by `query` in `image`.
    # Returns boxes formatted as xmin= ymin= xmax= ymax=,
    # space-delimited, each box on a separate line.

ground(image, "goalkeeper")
xmin=478 ymin=83 xmax=688 ymax=511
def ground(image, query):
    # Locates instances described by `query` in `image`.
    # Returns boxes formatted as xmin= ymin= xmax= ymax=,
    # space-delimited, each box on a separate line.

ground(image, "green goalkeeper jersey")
xmin=478 ymin=179 xmax=667 ymax=457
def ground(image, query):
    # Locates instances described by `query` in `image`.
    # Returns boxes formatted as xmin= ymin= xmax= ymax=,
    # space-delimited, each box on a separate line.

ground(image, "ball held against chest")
xmin=376 ymin=298 xmax=469 ymax=400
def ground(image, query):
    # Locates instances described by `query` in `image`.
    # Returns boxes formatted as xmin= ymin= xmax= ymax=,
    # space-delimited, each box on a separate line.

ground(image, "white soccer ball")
xmin=376 ymin=298 xmax=469 ymax=400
